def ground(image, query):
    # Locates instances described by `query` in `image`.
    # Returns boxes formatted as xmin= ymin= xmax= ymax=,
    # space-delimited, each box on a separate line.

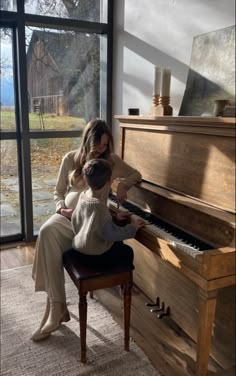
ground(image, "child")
xmin=71 ymin=158 xmax=145 ymax=269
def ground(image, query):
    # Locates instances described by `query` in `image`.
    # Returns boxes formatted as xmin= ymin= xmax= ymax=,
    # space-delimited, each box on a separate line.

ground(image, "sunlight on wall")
xmin=113 ymin=0 xmax=235 ymax=118
xmin=123 ymin=48 xmax=152 ymax=115
xmin=204 ymin=145 xmax=235 ymax=195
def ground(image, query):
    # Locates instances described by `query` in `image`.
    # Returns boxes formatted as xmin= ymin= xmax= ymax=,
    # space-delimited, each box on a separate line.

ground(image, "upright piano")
xmin=111 ymin=116 xmax=235 ymax=376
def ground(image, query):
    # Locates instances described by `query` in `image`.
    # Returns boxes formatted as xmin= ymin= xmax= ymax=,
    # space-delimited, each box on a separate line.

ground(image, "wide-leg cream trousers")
xmin=32 ymin=213 xmax=74 ymax=302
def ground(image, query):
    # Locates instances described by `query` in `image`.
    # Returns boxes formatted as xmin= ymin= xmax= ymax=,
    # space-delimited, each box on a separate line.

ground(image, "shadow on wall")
xmin=114 ymin=1 xmax=234 ymax=120
xmin=114 ymin=0 xmax=189 ymax=118
xmin=114 ymin=3 xmax=235 ymax=211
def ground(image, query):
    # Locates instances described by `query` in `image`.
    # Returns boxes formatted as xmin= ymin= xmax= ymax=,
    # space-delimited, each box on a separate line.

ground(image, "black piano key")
xmin=109 ymin=193 xmax=212 ymax=251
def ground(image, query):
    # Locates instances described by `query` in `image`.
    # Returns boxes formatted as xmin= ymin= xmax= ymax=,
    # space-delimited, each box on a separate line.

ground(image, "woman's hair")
xmin=83 ymin=159 xmax=112 ymax=190
xmin=70 ymin=119 xmax=114 ymax=186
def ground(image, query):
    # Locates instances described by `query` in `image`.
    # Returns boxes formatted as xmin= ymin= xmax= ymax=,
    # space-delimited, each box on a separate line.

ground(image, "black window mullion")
xmin=15 ymin=10 xmax=34 ymax=242
xmin=29 ymin=130 xmax=84 ymax=139
xmin=106 ymin=0 xmax=113 ymax=125
xmin=12 ymin=26 xmax=26 ymax=242
xmin=25 ymin=14 xmax=109 ymax=34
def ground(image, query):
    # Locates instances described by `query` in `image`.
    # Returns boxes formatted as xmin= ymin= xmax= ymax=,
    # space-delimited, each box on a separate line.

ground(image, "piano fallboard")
xmin=115 ymin=115 xmax=236 ymax=213
xmin=109 ymin=193 xmax=235 ymax=284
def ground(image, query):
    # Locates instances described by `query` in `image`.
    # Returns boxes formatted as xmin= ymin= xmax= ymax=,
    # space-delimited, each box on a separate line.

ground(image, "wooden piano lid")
xmin=115 ymin=116 xmax=236 ymax=214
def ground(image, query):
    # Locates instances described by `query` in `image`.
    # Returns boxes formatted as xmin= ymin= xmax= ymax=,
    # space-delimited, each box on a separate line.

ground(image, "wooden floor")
xmin=0 ymin=243 xmax=235 ymax=376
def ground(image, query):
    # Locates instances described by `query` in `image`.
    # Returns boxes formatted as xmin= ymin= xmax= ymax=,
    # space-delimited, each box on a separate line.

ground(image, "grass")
xmin=0 ymin=110 xmax=86 ymax=130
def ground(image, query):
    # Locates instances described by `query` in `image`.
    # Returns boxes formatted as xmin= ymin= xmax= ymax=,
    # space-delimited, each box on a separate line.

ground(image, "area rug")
xmin=1 ymin=265 xmax=160 ymax=376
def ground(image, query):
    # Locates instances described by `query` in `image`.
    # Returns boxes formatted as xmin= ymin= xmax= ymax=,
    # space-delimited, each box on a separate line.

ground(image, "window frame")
xmin=0 ymin=0 xmax=113 ymax=243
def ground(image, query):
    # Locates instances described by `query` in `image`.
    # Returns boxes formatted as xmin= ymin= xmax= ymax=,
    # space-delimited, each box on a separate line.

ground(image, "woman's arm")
xmin=111 ymin=154 xmax=142 ymax=205
xmin=111 ymin=153 xmax=142 ymax=187
xmin=53 ymin=151 xmax=76 ymax=213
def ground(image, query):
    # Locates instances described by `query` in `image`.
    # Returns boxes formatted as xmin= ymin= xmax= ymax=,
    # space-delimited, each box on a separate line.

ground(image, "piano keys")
xmin=109 ymin=192 xmax=213 ymax=257
xmin=113 ymin=115 xmax=236 ymax=376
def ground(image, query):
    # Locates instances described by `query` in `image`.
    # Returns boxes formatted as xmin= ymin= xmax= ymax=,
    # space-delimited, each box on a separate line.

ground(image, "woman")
xmin=31 ymin=118 xmax=142 ymax=341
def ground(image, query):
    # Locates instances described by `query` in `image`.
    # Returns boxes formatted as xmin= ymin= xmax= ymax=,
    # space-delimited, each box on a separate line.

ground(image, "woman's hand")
xmin=116 ymin=182 xmax=128 ymax=208
xmin=60 ymin=208 xmax=73 ymax=219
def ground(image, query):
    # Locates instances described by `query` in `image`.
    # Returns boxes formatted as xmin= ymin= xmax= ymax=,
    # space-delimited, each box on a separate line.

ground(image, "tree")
xmin=25 ymin=0 xmax=101 ymax=122
xmin=0 ymin=0 xmax=17 ymax=11
xmin=25 ymin=0 xmax=100 ymax=22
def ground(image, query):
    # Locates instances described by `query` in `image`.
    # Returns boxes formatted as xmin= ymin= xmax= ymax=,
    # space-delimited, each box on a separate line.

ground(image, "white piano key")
xmin=108 ymin=197 xmax=203 ymax=258
xmin=168 ymin=241 xmax=203 ymax=257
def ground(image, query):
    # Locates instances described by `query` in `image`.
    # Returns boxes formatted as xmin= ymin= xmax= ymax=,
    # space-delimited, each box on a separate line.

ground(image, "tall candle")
xmin=161 ymin=68 xmax=171 ymax=97
xmin=153 ymin=66 xmax=161 ymax=95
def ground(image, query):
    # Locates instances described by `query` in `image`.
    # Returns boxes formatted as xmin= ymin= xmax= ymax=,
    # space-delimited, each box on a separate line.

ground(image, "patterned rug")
xmin=1 ymin=265 xmax=160 ymax=376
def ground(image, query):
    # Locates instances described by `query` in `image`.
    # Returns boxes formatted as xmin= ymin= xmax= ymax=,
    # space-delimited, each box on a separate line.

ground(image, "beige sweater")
xmin=71 ymin=190 xmax=137 ymax=255
xmin=54 ymin=151 xmax=142 ymax=212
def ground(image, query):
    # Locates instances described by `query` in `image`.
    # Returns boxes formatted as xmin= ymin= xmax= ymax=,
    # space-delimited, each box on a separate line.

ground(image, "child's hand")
xmin=116 ymin=211 xmax=131 ymax=221
xmin=131 ymin=216 xmax=145 ymax=230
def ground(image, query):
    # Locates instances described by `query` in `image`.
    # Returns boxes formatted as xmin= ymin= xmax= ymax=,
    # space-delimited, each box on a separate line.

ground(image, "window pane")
xmin=0 ymin=140 xmax=22 ymax=237
xmin=31 ymin=137 xmax=82 ymax=234
xmin=0 ymin=0 xmax=17 ymax=11
xmin=26 ymin=27 xmax=104 ymax=130
xmin=24 ymin=0 xmax=108 ymax=23
xmin=0 ymin=28 xmax=16 ymax=131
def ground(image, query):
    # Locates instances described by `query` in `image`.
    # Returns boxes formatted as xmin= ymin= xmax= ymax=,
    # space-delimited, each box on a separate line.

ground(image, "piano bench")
xmin=63 ymin=249 xmax=133 ymax=363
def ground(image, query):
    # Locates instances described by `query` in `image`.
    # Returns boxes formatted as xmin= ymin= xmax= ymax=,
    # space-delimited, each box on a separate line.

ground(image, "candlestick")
xmin=155 ymin=96 xmax=173 ymax=116
xmin=154 ymin=66 xmax=161 ymax=95
xmin=149 ymin=94 xmax=160 ymax=116
xmin=161 ymin=68 xmax=171 ymax=97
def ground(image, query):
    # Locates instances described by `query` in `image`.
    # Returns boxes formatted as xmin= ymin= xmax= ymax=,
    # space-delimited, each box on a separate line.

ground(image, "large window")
xmin=0 ymin=0 xmax=113 ymax=243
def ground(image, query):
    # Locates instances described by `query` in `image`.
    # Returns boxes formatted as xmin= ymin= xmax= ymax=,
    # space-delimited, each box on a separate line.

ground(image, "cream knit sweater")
xmin=54 ymin=151 xmax=142 ymax=212
xmin=71 ymin=190 xmax=137 ymax=255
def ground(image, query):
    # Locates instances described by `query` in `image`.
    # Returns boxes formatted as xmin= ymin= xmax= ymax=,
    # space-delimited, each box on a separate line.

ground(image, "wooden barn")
xmin=27 ymin=29 xmax=99 ymax=119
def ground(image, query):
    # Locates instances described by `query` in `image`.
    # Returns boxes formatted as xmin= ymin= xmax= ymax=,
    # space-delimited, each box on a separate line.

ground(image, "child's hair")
xmin=83 ymin=159 xmax=112 ymax=190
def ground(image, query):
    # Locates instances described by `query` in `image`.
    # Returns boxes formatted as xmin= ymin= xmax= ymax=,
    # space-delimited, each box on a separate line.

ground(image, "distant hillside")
xmin=0 ymin=77 xmax=14 ymax=106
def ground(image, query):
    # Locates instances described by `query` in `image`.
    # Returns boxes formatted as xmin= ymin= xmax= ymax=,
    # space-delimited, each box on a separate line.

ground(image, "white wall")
xmin=112 ymin=0 xmax=235 ymax=150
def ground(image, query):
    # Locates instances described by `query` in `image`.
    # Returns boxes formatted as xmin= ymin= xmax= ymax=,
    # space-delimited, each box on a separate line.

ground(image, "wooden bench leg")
xmin=123 ymin=280 xmax=132 ymax=351
xmin=79 ymin=290 xmax=87 ymax=363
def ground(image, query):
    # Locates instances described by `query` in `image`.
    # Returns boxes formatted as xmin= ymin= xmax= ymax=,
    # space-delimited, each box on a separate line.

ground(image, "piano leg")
xmin=196 ymin=288 xmax=218 ymax=376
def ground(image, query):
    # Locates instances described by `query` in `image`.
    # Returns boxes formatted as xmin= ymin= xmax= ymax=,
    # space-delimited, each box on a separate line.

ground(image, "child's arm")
xmin=110 ymin=210 xmax=131 ymax=226
xmin=101 ymin=216 xmax=145 ymax=242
